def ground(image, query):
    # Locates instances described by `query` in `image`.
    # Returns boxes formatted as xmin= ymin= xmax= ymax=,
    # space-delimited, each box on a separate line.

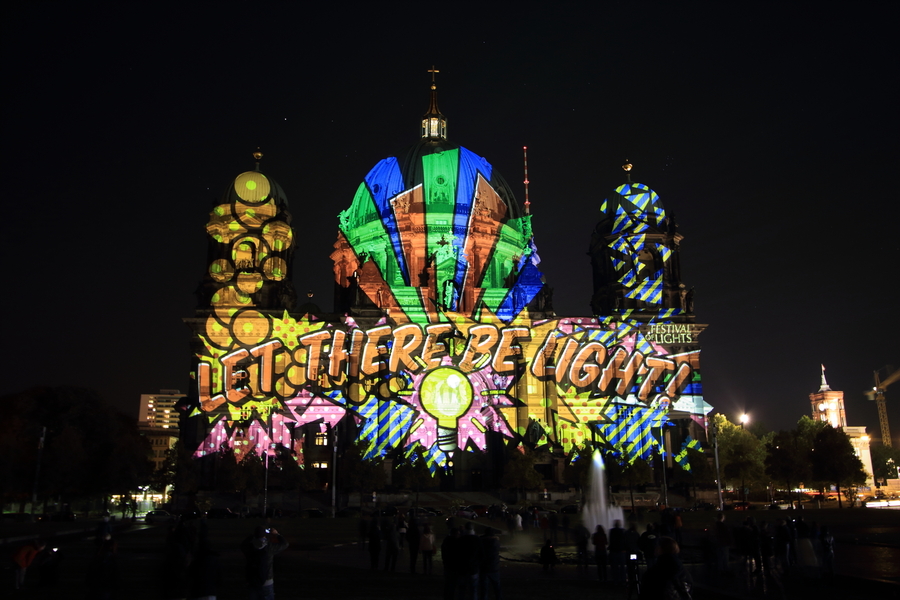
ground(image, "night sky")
xmin=3 ymin=4 xmax=898 ymax=442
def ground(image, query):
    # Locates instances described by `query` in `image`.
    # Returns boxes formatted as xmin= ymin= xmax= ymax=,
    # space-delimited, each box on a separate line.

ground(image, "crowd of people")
xmin=704 ymin=511 xmax=836 ymax=589
xmin=359 ymin=509 xmax=504 ymax=599
xmin=5 ymin=503 xmax=847 ymax=600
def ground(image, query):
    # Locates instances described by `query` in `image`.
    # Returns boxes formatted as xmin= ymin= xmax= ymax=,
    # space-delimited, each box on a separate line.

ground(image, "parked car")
xmin=407 ymin=506 xmax=438 ymax=519
xmin=455 ymin=506 xmax=479 ymax=519
xmin=1 ymin=513 xmax=37 ymax=523
xmin=559 ymin=504 xmax=580 ymax=514
xmin=145 ymin=509 xmax=173 ymax=524
xmin=301 ymin=509 xmax=326 ymax=518
xmin=37 ymin=511 xmax=77 ymax=522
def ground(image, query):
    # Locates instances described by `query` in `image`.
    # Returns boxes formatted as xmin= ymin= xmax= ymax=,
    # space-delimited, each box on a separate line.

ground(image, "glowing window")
xmin=315 ymin=432 xmax=327 ymax=446
xmin=312 ymin=462 xmax=329 ymax=469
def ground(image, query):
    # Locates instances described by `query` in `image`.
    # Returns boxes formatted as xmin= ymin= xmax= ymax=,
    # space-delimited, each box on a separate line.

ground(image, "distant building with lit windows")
xmin=809 ymin=366 xmax=847 ymax=428
xmin=138 ymin=389 xmax=182 ymax=471
xmin=139 ymin=389 xmax=183 ymax=430
xmin=809 ymin=367 xmax=874 ymax=488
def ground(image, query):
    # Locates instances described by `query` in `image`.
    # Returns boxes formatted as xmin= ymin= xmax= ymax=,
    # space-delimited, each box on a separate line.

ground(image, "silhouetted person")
xmin=95 ymin=514 xmax=114 ymax=546
xmin=712 ymin=513 xmax=732 ymax=575
xmin=241 ymin=526 xmax=288 ymax=599
xmin=457 ymin=523 xmax=482 ymax=597
xmin=161 ymin=521 xmax=192 ymax=599
xmin=384 ymin=521 xmax=400 ymax=572
xmin=575 ymin=524 xmax=591 ymax=571
xmin=479 ymin=528 xmax=502 ymax=599
xmin=420 ymin=524 xmax=436 ymax=575
xmin=640 ymin=523 xmax=660 ymax=569
xmin=85 ymin=534 xmax=118 ymax=599
xmin=35 ymin=544 xmax=63 ymax=588
xmin=12 ymin=539 xmax=46 ymax=590
xmin=609 ymin=519 xmax=627 ymax=582
xmin=188 ymin=536 xmax=222 ymax=600
xmin=441 ymin=527 xmax=462 ymax=600
xmin=367 ymin=521 xmax=382 ymax=570
xmin=540 ymin=540 xmax=558 ymax=572
xmin=407 ymin=519 xmax=421 ymax=573
xmin=592 ymin=525 xmax=608 ymax=581
xmin=638 ymin=536 xmax=691 ymax=600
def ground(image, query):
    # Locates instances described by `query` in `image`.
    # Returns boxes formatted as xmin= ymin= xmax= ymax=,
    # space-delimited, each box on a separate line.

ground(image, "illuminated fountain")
xmin=582 ymin=449 xmax=625 ymax=533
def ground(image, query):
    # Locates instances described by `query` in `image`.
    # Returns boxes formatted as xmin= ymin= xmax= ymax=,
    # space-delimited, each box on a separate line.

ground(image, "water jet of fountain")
xmin=582 ymin=449 xmax=625 ymax=534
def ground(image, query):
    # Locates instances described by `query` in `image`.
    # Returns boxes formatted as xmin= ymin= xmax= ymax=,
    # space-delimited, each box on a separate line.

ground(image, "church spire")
xmin=819 ymin=364 xmax=832 ymax=392
xmin=422 ymin=66 xmax=447 ymax=140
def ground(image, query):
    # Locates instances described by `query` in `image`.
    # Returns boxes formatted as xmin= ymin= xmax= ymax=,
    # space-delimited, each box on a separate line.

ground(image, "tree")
xmin=603 ymin=447 xmax=653 ymax=512
xmin=870 ymin=444 xmax=900 ymax=484
xmin=766 ymin=429 xmax=812 ymax=507
xmin=271 ymin=445 xmax=300 ymax=493
xmin=103 ymin=412 xmax=154 ymax=499
xmin=213 ymin=444 xmax=242 ymax=493
xmin=712 ymin=414 xmax=767 ymax=501
xmin=811 ymin=424 xmax=867 ymax=508
xmin=154 ymin=440 xmax=199 ymax=508
xmin=1 ymin=386 xmax=154 ymax=512
xmin=239 ymin=451 xmax=265 ymax=498
xmin=394 ymin=444 xmax=438 ymax=505
xmin=338 ymin=438 xmax=385 ymax=498
xmin=669 ymin=446 xmax=715 ymax=500
xmin=563 ymin=445 xmax=594 ymax=493
xmin=499 ymin=445 xmax=543 ymax=502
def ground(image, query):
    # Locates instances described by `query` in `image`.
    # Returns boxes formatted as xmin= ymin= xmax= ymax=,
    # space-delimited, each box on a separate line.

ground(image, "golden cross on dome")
xmin=428 ymin=66 xmax=439 ymax=88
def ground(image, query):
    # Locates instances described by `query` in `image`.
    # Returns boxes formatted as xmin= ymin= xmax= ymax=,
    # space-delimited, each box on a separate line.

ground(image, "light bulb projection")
xmin=419 ymin=367 xmax=474 ymax=453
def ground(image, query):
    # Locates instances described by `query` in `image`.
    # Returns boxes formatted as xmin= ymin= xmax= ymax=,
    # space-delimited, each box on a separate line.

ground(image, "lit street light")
xmin=711 ymin=418 xmax=724 ymax=511
xmin=739 ymin=413 xmax=749 ymax=504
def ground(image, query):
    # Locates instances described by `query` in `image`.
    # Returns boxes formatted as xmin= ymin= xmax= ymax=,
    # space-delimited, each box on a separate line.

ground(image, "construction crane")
xmin=866 ymin=366 xmax=900 ymax=448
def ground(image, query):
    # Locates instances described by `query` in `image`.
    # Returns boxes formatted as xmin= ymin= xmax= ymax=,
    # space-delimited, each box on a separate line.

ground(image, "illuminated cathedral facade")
xmin=179 ymin=76 xmax=712 ymax=490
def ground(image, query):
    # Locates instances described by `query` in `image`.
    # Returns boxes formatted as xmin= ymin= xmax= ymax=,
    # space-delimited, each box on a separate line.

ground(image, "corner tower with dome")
xmin=178 ymin=74 xmax=712 ymax=492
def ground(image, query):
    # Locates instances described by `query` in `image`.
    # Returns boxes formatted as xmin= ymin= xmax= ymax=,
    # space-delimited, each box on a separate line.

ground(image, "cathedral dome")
xmin=394 ymin=139 xmax=522 ymax=219
xmin=330 ymin=73 xmax=548 ymax=323
xmin=589 ymin=167 xmax=686 ymax=317
xmin=223 ymin=170 xmax=289 ymax=210
xmin=199 ymin=158 xmax=297 ymax=312
xmin=595 ymin=180 xmax=668 ymax=236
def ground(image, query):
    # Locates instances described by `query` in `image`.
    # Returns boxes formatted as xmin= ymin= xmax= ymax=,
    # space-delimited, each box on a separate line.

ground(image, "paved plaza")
xmin=3 ymin=508 xmax=898 ymax=599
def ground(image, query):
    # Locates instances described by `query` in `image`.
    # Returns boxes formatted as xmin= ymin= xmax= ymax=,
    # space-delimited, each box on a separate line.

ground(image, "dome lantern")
xmin=422 ymin=66 xmax=447 ymax=140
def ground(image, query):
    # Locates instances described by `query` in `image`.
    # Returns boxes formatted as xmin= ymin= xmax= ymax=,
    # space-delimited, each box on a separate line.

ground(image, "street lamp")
xmin=263 ymin=442 xmax=276 ymax=518
xmin=711 ymin=419 xmax=724 ymax=511
xmin=659 ymin=423 xmax=669 ymax=508
xmin=739 ymin=414 xmax=749 ymax=504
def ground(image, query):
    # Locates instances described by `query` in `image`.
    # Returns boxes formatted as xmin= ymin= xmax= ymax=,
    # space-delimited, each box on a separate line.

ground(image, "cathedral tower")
xmin=588 ymin=163 xmax=690 ymax=321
